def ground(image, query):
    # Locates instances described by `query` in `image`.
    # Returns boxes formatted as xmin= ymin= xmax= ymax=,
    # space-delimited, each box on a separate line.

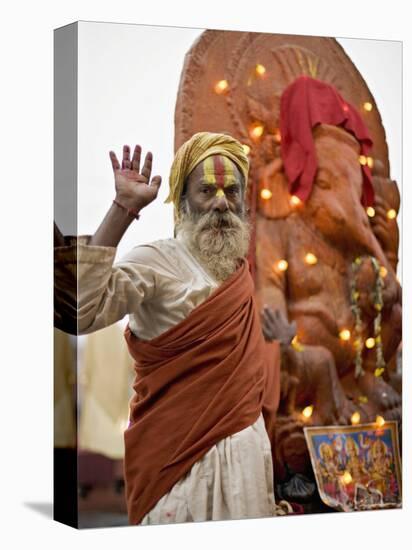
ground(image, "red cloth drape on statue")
xmin=280 ymin=75 xmax=374 ymax=206
xmin=123 ymin=260 xmax=280 ymax=525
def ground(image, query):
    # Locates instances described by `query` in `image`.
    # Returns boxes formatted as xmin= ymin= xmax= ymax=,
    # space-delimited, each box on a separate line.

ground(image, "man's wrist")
xmin=113 ymin=198 xmax=141 ymax=219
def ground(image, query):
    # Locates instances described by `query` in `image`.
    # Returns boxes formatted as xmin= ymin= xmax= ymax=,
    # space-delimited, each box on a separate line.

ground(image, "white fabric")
xmin=141 ymin=414 xmax=276 ymax=525
xmin=76 ymin=234 xmax=219 ymax=340
xmin=64 ymin=234 xmax=277 ymax=523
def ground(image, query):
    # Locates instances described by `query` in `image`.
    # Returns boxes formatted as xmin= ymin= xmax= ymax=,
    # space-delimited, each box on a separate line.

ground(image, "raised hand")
xmin=109 ymin=145 xmax=162 ymax=212
xmin=261 ymin=306 xmax=296 ymax=346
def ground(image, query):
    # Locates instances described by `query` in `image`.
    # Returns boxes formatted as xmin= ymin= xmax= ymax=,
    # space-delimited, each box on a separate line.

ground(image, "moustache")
xmin=195 ymin=210 xmax=243 ymax=231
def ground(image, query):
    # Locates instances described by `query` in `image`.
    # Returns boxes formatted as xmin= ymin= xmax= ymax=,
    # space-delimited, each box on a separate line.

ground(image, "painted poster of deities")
xmin=304 ymin=421 xmax=401 ymax=511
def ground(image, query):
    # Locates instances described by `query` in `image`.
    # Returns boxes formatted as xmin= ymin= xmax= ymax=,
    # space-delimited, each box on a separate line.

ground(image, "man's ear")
xmin=257 ymin=157 xmax=295 ymax=220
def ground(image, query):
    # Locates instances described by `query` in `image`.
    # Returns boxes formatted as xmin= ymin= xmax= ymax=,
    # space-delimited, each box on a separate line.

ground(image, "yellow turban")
xmin=165 ymin=132 xmax=249 ymax=221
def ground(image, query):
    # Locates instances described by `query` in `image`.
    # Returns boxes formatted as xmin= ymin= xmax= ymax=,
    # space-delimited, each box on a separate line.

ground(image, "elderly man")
xmin=55 ymin=132 xmax=293 ymax=525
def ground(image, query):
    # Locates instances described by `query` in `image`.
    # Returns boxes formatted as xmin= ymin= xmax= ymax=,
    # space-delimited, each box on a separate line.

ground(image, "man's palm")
xmin=110 ymin=144 xmax=162 ymax=210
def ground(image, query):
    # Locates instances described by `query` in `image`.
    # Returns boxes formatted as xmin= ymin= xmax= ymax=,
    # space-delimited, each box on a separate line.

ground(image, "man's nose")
xmin=213 ymin=194 xmax=229 ymax=212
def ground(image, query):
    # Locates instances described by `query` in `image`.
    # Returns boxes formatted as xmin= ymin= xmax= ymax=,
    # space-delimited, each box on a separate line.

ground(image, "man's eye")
xmin=201 ymin=187 xmax=213 ymax=194
xmin=226 ymin=186 xmax=239 ymax=195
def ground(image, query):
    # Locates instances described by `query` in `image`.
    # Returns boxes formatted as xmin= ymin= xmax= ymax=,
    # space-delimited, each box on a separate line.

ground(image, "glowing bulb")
xmin=379 ymin=266 xmax=388 ymax=278
xmin=214 ymin=80 xmax=229 ymax=94
xmin=302 ymin=405 xmax=314 ymax=419
xmin=260 ymin=189 xmax=272 ymax=200
xmin=359 ymin=155 xmax=367 ymax=166
xmin=249 ymin=123 xmax=264 ymax=140
xmin=375 ymin=415 xmax=385 ymax=428
xmin=305 ymin=252 xmax=318 ymax=265
xmin=274 ymin=129 xmax=282 ymax=143
xmin=367 ymin=156 xmax=374 ymax=168
xmin=366 ymin=206 xmax=375 ymax=218
xmin=255 ymin=63 xmax=266 ymax=76
xmin=365 ymin=337 xmax=376 ymax=349
xmin=339 ymin=329 xmax=351 ymax=341
xmin=387 ymin=209 xmax=397 ymax=220
xmin=291 ymin=335 xmax=304 ymax=352
xmin=351 ymin=412 xmax=361 ymax=425
xmin=342 ymin=471 xmax=353 ymax=485
xmin=277 ymin=259 xmax=288 ymax=272
xmin=242 ymin=144 xmax=251 ymax=155
xmin=363 ymin=102 xmax=373 ymax=112
xmin=374 ymin=367 xmax=385 ymax=378
xmin=290 ymin=195 xmax=302 ymax=206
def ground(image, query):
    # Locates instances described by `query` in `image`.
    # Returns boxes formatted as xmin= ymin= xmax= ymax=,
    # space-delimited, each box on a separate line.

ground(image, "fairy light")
xmin=374 ymin=367 xmax=385 ymax=377
xmin=290 ymin=195 xmax=302 ymax=207
xmin=277 ymin=259 xmax=289 ymax=272
xmin=255 ymin=63 xmax=266 ymax=76
xmin=214 ymin=80 xmax=229 ymax=94
xmin=359 ymin=155 xmax=367 ymax=166
xmin=341 ymin=471 xmax=353 ymax=485
xmin=260 ymin=189 xmax=272 ymax=200
xmin=274 ymin=129 xmax=282 ymax=143
xmin=365 ymin=337 xmax=376 ymax=349
xmin=305 ymin=252 xmax=318 ymax=265
xmin=351 ymin=412 xmax=361 ymax=425
xmin=339 ymin=329 xmax=351 ymax=341
xmin=249 ymin=123 xmax=265 ymax=140
xmin=367 ymin=157 xmax=374 ymax=168
xmin=302 ymin=405 xmax=314 ymax=419
xmin=387 ymin=209 xmax=397 ymax=220
xmin=291 ymin=335 xmax=304 ymax=352
xmin=363 ymin=102 xmax=373 ymax=112
xmin=379 ymin=266 xmax=388 ymax=278
xmin=375 ymin=415 xmax=385 ymax=428
xmin=366 ymin=207 xmax=375 ymax=218
xmin=242 ymin=144 xmax=251 ymax=156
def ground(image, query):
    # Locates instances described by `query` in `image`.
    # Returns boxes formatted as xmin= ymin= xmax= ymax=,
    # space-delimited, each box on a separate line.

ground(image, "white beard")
xmin=176 ymin=201 xmax=250 ymax=282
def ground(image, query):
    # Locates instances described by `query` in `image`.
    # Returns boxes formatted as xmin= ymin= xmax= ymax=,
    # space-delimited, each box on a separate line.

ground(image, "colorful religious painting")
xmin=304 ymin=422 xmax=402 ymax=512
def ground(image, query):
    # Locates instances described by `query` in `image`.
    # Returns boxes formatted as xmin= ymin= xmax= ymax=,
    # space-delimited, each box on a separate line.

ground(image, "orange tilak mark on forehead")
xmin=202 ymin=156 xmax=237 ymax=192
xmin=213 ymin=155 xmax=226 ymax=190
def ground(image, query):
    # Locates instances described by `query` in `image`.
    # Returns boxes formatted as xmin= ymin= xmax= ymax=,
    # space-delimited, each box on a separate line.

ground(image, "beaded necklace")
xmin=350 ymin=255 xmax=385 ymax=378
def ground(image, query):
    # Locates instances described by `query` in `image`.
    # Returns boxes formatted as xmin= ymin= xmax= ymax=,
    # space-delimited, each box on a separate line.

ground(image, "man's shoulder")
xmin=117 ymin=238 xmax=181 ymax=266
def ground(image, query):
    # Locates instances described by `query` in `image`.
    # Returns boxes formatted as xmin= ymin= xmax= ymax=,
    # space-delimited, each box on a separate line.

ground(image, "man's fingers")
xmin=150 ymin=175 xmax=162 ymax=193
xmin=109 ymin=151 xmax=120 ymax=172
xmin=141 ymin=152 xmax=153 ymax=181
xmin=132 ymin=145 xmax=142 ymax=172
xmin=122 ymin=145 xmax=131 ymax=170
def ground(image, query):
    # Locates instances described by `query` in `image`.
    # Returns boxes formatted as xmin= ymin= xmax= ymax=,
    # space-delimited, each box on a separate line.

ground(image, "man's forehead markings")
xmin=201 ymin=156 xmax=237 ymax=197
xmin=213 ymin=156 xmax=225 ymax=189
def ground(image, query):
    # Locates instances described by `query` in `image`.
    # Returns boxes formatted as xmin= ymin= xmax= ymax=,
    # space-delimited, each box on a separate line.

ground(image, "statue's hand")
xmin=261 ymin=306 xmax=296 ymax=346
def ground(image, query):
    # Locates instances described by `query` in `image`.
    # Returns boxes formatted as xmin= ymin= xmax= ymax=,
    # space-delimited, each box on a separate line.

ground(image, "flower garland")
xmin=350 ymin=255 xmax=385 ymax=379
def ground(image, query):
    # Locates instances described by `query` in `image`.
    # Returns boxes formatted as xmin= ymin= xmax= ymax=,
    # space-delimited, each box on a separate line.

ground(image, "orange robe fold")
xmin=123 ymin=260 xmax=280 ymax=525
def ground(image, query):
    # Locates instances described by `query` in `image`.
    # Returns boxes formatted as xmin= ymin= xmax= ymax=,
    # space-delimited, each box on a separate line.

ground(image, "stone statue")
xmin=255 ymin=122 xmax=401 ymax=482
xmin=174 ymin=29 xmax=402 ymax=501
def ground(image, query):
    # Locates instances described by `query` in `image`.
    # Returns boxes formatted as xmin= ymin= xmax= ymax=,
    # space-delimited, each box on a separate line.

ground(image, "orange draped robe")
xmin=123 ymin=260 xmax=280 ymax=525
